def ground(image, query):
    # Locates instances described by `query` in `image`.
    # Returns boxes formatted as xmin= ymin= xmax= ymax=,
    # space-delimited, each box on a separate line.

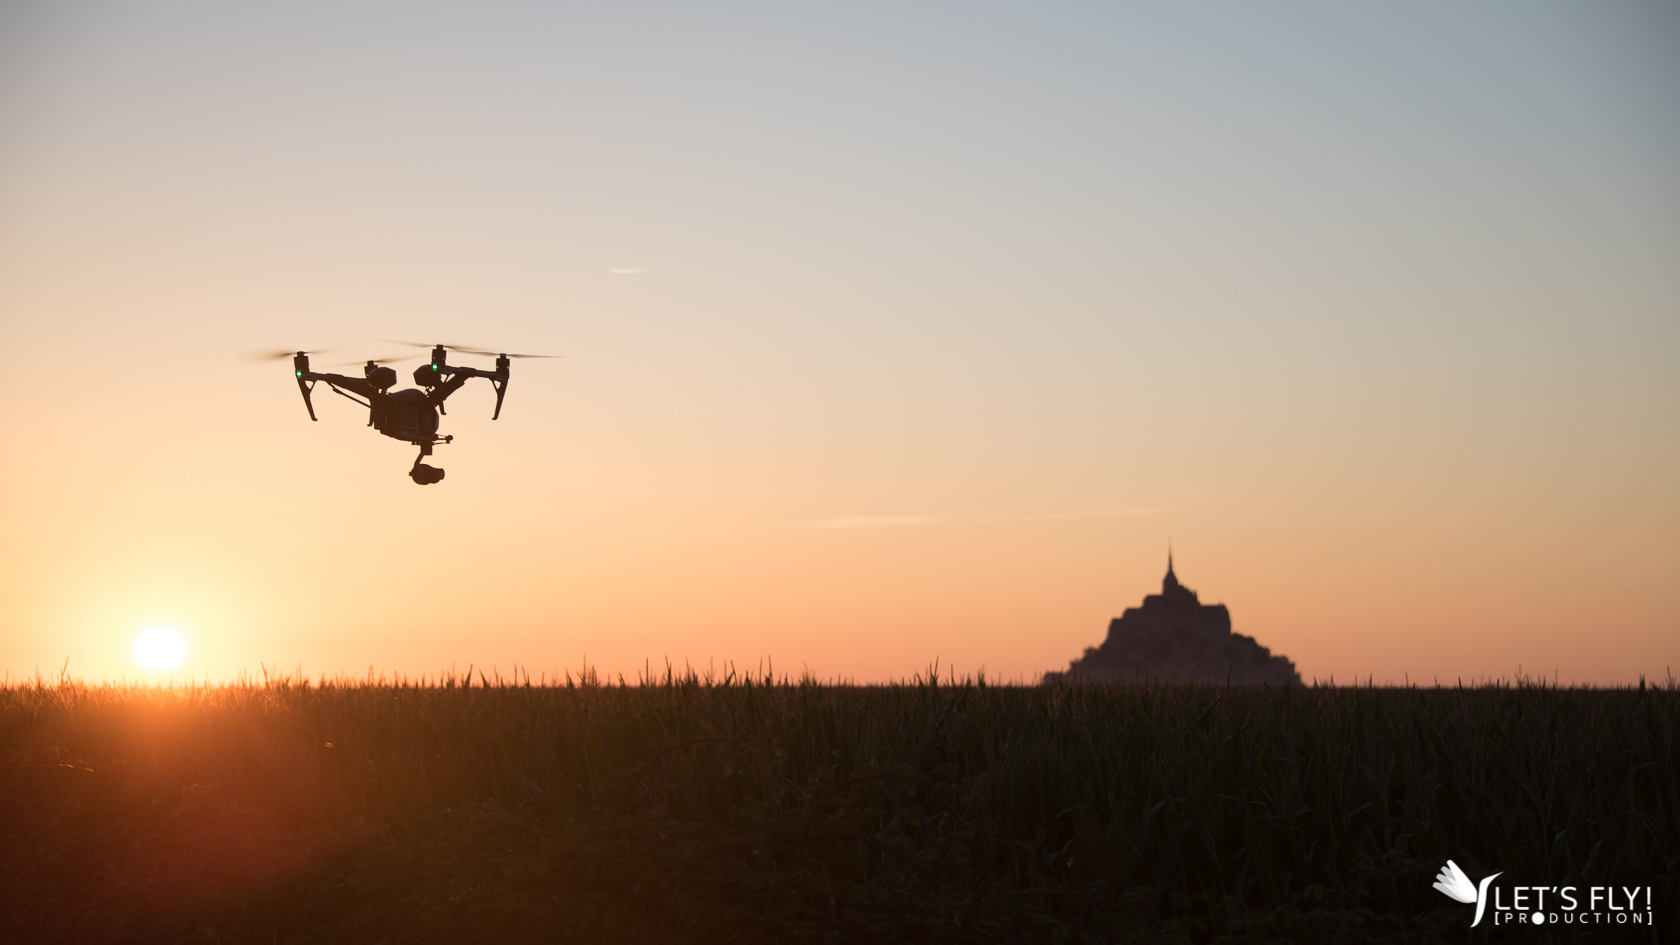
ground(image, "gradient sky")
xmin=1 ymin=1 xmax=1675 ymax=685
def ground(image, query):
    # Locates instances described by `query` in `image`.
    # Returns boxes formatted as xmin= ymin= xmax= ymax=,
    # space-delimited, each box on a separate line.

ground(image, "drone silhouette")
xmin=254 ymin=341 xmax=556 ymax=484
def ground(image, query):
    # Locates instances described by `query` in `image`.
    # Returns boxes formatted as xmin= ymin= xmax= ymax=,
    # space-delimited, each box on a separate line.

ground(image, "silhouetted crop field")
xmin=3 ymin=669 xmax=1675 ymax=943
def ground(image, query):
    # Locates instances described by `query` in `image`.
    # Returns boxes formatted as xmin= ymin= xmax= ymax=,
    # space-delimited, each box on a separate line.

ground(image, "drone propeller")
xmin=383 ymin=340 xmax=560 ymax=359
xmin=242 ymin=348 xmax=328 ymax=362
xmin=331 ymin=355 xmax=414 ymax=367
xmin=459 ymin=349 xmax=561 ymax=359
xmin=384 ymin=339 xmax=481 ymax=352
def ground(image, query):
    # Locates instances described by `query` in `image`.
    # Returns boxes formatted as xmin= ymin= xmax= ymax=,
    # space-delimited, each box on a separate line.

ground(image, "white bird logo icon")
xmin=1433 ymin=860 xmax=1502 ymax=927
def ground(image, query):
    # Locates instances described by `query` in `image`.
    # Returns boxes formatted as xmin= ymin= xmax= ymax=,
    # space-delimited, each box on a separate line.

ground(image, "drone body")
xmin=283 ymin=343 xmax=545 ymax=484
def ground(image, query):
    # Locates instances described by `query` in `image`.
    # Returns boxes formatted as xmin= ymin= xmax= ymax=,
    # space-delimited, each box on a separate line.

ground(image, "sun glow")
xmin=132 ymin=627 xmax=186 ymax=669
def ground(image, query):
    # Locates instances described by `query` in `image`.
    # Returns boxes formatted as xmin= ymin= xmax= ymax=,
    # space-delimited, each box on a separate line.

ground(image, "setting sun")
xmin=132 ymin=628 xmax=186 ymax=669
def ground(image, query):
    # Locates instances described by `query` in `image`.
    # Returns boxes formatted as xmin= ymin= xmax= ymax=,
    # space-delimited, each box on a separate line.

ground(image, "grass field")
xmin=3 ymin=669 xmax=1674 ymax=943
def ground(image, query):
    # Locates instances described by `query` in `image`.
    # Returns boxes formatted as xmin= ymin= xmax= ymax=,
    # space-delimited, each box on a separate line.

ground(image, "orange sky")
xmin=1 ymin=2 xmax=1676 ymax=685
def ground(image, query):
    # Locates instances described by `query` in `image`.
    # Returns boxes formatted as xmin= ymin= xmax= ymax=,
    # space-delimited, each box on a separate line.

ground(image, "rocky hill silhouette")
xmin=1045 ymin=553 xmax=1301 ymax=685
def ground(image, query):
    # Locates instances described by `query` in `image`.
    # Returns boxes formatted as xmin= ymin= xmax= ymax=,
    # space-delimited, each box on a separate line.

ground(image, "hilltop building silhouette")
xmin=1044 ymin=551 xmax=1301 ymax=685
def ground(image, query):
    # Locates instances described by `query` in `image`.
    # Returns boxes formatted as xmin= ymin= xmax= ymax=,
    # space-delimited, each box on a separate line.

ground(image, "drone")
xmin=258 ymin=342 xmax=555 ymax=484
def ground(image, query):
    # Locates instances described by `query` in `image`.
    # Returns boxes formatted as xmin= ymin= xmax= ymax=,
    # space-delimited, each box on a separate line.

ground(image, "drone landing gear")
xmin=409 ymin=439 xmax=449 ymax=485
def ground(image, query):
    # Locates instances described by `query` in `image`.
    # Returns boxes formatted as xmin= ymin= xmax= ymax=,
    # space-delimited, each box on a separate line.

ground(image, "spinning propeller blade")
xmin=383 ymin=340 xmax=559 ymax=359
xmin=331 ymin=355 xmax=414 ymax=367
xmin=243 ymin=348 xmax=328 ymax=362
xmin=445 ymin=346 xmax=561 ymax=359
xmin=384 ymin=339 xmax=479 ymax=352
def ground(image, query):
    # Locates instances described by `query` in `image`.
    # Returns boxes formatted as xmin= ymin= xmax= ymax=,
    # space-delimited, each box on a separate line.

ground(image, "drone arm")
xmin=427 ymin=370 xmax=476 ymax=407
xmin=294 ymin=368 xmax=376 ymax=417
xmin=425 ymin=359 xmax=511 ymax=418
xmin=295 ymin=375 xmax=317 ymax=421
xmin=310 ymin=372 xmax=378 ymax=397
xmin=292 ymin=353 xmax=317 ymax=420
xmin=324 ymin=384 xmax=371 ymax=409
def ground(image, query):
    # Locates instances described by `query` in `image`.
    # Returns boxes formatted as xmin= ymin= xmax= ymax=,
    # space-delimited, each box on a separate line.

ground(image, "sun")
xmin=132 ymin=627 xmax=187 ymax=669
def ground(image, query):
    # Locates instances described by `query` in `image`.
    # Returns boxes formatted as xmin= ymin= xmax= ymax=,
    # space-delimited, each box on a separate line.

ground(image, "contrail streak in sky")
xmin=807 ymin=508 xmax=1170 ymax=529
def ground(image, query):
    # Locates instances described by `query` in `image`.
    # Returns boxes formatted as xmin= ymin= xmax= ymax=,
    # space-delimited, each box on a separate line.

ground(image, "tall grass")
xmin=2 ymin=668 xmax=1674 ymax=943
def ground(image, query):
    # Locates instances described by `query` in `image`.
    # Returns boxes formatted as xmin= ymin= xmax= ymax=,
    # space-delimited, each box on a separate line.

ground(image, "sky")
xmin=0 ymin=0 xmax=1675 ymax=686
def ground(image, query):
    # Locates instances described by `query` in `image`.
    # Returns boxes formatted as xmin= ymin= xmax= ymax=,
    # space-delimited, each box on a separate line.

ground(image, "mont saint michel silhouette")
xmin=1045 ymin=552 xmax=1302 ymax=685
